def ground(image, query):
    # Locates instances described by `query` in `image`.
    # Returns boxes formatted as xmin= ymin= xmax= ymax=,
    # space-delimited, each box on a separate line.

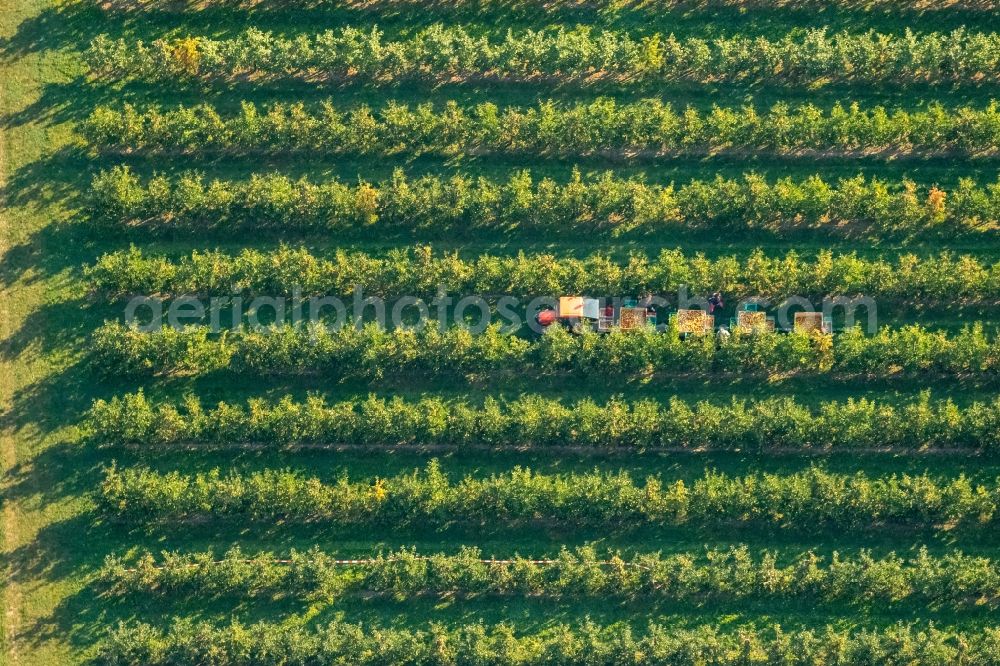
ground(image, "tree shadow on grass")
xmin=0 ymin=308 xmax=125 ymax=436
xmin=77 ymin=512 xmax=1000 ymax=561
xmin=1 ymin=146 xmax=88 ymax=212
xmin=0 ymin=3 xmax=97 ymax=61
xmin=0 ymin=229 xmax=94 ymax=297
xmin=1 ymin=510 xmax=170 ymax=653
xmin=300 ymin=593 xmax=1000 ymax=633
xmin=0 ymin=146 xmax=110 ymax=294
xmin=9 ymin=74 xmax=1000 ymax=135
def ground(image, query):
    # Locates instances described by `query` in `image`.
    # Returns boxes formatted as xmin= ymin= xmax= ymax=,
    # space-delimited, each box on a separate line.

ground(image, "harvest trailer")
xmin=537 ymin=298 xmax=833 ymax=335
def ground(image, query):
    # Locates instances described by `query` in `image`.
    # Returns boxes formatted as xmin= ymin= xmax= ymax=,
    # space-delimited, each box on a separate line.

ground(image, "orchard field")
xmin=6 ymin=0 xmax=1000 ymax=663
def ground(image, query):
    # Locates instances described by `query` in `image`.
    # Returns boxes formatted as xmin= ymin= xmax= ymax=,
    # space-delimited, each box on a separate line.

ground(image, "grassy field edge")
xmin=1 ymin=0 xmax=57 ymax=662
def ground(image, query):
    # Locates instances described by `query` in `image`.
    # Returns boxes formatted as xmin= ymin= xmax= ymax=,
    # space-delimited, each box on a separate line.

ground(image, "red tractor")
xmin=536 ymin=297 xmax=654 ymax=334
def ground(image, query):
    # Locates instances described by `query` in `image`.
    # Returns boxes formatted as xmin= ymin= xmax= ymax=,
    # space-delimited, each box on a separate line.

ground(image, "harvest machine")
xmin=536 ymin=296 xmax=657 ymax=334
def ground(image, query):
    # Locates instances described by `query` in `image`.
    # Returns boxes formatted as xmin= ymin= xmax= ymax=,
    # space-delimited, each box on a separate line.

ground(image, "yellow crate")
xmin=619 ymin=307 xmax=647 ymax=330
xmin=794 ymin=312 xmax=824 ymax=333
xmin=677 ymin=309 xmax=712 ymax=335
xmin=737 ymin=310 xmax=768 ymax=332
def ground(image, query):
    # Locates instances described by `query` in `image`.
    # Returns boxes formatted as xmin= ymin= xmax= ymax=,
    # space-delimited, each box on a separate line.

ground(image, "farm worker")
xmin=639 ymin=293 xmax=655 ymax=316
xmin=708 ymin=292 xmax=724 ymax=314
